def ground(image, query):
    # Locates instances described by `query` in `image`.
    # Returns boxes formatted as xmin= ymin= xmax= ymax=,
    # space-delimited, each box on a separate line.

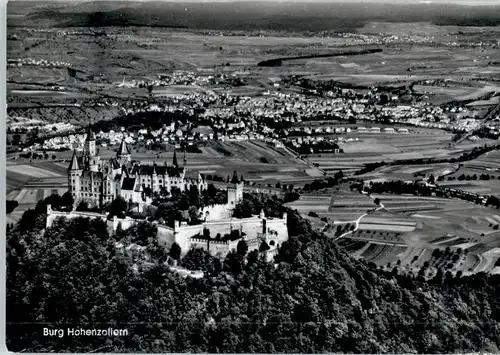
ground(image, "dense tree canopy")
xmin=6 ymin=194 xmax=500 ymax=353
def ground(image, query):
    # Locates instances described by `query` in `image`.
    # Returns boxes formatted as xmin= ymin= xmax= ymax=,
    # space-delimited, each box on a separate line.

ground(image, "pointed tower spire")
xmin=173 ymin=150 xmax=179 ymax=168
xmin=231 ymin=170 xmax=240 ymax=184
xmin=116 ymin=138 xmax=131 ymax=164
xmin=68 ymin=150 xmax=80 ymax=171
xmin=85 ymin=123 xmax=96 ymax=142
xmin=117 ymin=138 xmax=131 ymax=156
xmin=183 ymin=146 xmax=187 ymax=167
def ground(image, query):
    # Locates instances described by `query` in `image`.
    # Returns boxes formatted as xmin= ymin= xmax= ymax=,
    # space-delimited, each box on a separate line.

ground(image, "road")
xmin=282 ymin=145 xmax=327 ymax=176
xmin=329 ymin=195 xmax=386 ymax=241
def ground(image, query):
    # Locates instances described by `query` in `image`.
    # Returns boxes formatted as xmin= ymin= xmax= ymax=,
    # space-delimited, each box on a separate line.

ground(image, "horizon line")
xmin=9 ymin=0 xmax=500 ymax=5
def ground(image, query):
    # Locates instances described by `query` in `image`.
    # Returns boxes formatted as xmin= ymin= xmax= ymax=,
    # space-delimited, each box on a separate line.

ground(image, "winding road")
xmin=328 ymin=195 xmax=386 ymax=241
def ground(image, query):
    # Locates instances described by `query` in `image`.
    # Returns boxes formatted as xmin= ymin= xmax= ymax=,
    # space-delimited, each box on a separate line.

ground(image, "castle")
xmin=58 ymin=125 xmax=288 ymax=261
xmin=68 ymin=125 xmax=207 ymax=211
xmin=158 ymin=171 xmax=289 ymax=260
xmin=157 ymin=209 xmax=288 ymax=260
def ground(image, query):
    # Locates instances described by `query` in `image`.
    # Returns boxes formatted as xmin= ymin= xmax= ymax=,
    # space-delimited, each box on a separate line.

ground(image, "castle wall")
xmin=46 ymin=207 xmax=108 ymax=229
xmin=46 ymin=205 xmax=137 ymax=234
xmin=109 ymin=216 xmax=137 ymax=232
xmin=189 ymin=238 xmax=238 ymax=258
xmin=157 ymin=223 xmax=203 ymax=254
xmin=157 ymin=224 xmax=176 ymax=249
xmin=158 ymin=213 xmax=289 ymax=256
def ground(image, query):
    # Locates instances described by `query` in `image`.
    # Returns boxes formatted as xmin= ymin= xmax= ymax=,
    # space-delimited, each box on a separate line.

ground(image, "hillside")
xmin=6 ymin=195 xmax=500 ymax=353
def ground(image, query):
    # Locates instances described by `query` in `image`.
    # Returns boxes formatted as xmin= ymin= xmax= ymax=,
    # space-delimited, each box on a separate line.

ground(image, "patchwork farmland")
xmin=304 ymin=130 xmax=486 ymax=175
xmin=299 ymin=187 xmax=500 ymax=277
xmin=6 ymin=161 xmax=68 ymax=223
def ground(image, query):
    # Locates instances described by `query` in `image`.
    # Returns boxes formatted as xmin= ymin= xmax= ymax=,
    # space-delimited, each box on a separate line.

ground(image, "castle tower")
xmin=173 ymin=150 xmax=179 ymax=168
xmin=68 ymin=150 xmax=82 ymax=199
xmin=84 ymin=124 xmax=97 ymax=157
xmin=227 ymin=170 xmax=243 ymax=206
xmin=152 ymin=162 xmax=158 ymax=191
xmin=117 ymin=138 xmax=131 ymax=165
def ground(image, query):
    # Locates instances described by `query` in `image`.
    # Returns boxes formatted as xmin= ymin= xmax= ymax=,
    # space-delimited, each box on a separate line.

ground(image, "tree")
xmin=169 ymin=242 xmax=181 ymax=261
xmin=259 ymin=241 xmax=270 ymax=252
xmin=232 ymin=199 xmax=254 ymax=219
xmin=187 ymin=185 xmax=202 ymax=208
xmin=428 ymin=174 xmax=435 ymax=184
xmin=60 ymin=191 xmax=74 ymax=210
xmin=237 ymin=240 xmax=248 ymax=256
xmin=223 ymin=251 xmax=244 ymax=274
xmin=6 ymin=200 xmax=19 ymax=214
xmin=188 ymin=206 xmax=201 ymax=225
xmin=8 ymin=193 xmax=500 ymax=353
xmin=374 ymin=198 xmax=381 ymax=205
xmin=76 ymin=200 xmax=89 ymax=211
xmin=379 ymin=93 xmax=390 ymax=105
xmin=107 ymin=196 xmax=128 ymax=216
xmin=284 ymin=192 xmax=300 ymax=203
xmin=12 ymin=134 xmax=21 ymax=145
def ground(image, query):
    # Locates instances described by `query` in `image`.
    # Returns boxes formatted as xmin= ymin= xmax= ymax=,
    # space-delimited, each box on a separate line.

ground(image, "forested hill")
xmin=6 ymin=197 xmax=500 ymax=353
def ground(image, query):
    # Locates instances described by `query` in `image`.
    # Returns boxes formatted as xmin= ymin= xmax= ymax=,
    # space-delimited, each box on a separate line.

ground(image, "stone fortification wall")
xmin=189 ymin=238 xmax=239 ymax=257
xmin=46 ymin=205 xmax=137 ymax=233
xmin=46 ymin=205 xmax=108 ymax=228
xmin=157 ymin=224 xmax=176 ymax=248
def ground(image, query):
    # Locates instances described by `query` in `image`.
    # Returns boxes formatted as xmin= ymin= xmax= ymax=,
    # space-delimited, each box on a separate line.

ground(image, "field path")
xmin=333 ymin=196 xmax=386 ymax=240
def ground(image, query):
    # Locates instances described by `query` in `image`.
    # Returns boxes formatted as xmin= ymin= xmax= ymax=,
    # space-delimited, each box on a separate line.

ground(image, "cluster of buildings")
xmin=7 ymin=117 xmax=75 ymax=135
xmin=7 ymin=57 xmax=71 ymax=68
xmin=115 ymin=70 xmax=213 ymax=89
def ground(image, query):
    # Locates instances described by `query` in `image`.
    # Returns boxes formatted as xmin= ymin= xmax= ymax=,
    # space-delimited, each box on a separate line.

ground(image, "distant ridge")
xmin=7 ymin=1 xmax=500 ymax=29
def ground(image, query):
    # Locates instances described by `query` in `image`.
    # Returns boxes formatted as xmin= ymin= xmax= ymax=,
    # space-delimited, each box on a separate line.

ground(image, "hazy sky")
xmin=138 ymin=0 xmax=500 ymax=3
xmin=18 ymin=0 xmax=500 ymax=4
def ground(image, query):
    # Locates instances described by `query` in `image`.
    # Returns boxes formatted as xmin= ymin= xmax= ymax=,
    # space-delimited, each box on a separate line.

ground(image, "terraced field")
xmin=325 ymin=190 xmax=500 ymax=276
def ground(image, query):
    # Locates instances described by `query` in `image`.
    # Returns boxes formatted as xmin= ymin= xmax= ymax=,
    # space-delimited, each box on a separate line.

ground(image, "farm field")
xmin=301 ymin=188 xmax=500 ymax=276
xmin=6 ymin=161 xmax=69 ymax=224
xmin=357 ymin=162 xmax=458 ymax=182
xmin=198 ymin=141 xmax=322 ymax=186
xmin=40 ymin=139 xmax=321 ymax=187
xmin=305 ymin=131 xmax=486 ymax=175
xmin=285 ymin=193 xmax=333 ymax=215
xmin=438 ymin=148 xmax=500 ymax=194
xmin=8 ymin=22 xmax=500 ymax=123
